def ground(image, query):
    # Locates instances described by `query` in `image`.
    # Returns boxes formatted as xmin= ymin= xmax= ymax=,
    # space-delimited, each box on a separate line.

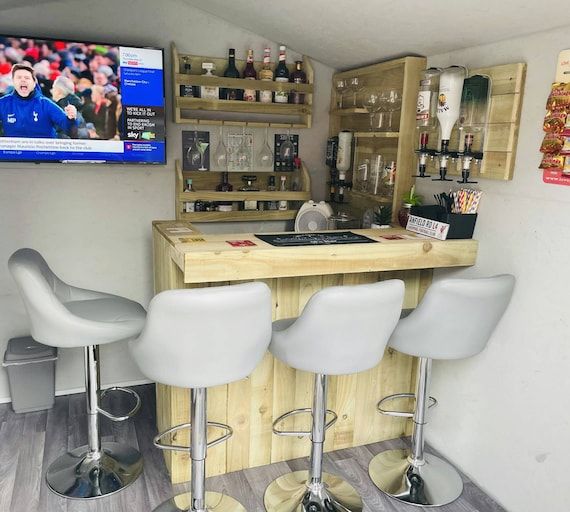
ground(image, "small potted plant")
xmin=371 ymin=205 xmax=392 ymax=229
xmin=398 ymin=185 xmax=422 ymax=227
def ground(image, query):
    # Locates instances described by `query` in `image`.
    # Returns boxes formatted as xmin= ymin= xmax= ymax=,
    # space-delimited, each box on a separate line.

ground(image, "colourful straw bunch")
xmin=451 ymin=189 xmax=482 ymax=214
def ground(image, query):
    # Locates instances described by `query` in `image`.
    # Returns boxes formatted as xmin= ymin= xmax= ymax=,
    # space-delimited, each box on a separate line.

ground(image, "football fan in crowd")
xmin=0 ymin=37 xmax=121 ymax=139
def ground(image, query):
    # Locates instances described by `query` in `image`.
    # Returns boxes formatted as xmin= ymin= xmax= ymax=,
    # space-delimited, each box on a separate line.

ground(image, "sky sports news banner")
xmin=0 ymin=43 xmax=165 ymax=163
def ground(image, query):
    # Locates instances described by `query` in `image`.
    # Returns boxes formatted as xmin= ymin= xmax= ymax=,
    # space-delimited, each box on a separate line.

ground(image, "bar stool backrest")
xmin=130 ymin=282 xmax=273 ymax=389
xmin=269 ymin=279 xmax=405 ymax=375
xmin=388 ymin=274 xmax=515 ymax=360
xmin=8 ymin=248 xmax=145 ymax=348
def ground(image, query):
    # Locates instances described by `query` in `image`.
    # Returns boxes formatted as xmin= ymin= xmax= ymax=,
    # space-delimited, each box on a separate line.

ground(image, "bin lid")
xmin=3 ymin=336 xmax=57 ymax=364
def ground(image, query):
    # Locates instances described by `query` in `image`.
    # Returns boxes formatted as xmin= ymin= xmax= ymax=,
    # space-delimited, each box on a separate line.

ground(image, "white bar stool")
xmin=264 ymin=279 xmax=405 ymax=512
xmin=368 ymin=274 xmax=515 ymax=507
xmin=8 ymin=248 xmax=146 ymax=499
xmin=129 ymin=282 xmax=272 ymax=512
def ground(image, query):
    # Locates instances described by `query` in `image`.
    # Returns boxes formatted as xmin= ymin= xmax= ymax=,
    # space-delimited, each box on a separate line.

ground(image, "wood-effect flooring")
xmin=0 ymin=384 xmax=506 ymax=511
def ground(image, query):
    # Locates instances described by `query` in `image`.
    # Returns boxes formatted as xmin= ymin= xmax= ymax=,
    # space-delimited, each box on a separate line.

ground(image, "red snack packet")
xmin=546 ymin=82 xmax=570 ymax=111
xmin=539 ymin=154 xmax=565 ymax=170
xmin=543 ymin=110 xmax=567 ymax=133
xmin=540 ymin=133 xmax=564 ymax=153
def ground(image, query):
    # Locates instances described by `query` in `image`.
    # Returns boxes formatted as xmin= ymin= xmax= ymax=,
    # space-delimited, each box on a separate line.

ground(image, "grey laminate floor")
xmin=0 ymin=384 xmax=505 ymax=512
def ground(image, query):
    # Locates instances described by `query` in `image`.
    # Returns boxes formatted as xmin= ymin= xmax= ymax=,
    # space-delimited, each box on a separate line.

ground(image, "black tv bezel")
xmin=0 ymin=32 xmax=167 ymax=165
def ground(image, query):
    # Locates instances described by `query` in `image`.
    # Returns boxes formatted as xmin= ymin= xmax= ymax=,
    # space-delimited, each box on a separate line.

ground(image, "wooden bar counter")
xmin=152 ymin=220 xmax=478 ymax=483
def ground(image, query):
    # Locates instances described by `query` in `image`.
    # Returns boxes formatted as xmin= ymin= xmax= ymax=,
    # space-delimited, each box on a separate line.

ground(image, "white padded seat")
xmin=389 ymin=274 xmax=516 ymax=360
xmin=269 ymin=279 xmax=405 ymax=375
xmin=8 ymin=248 xmax=146 ymax=500
xmin=130 ymin=282 xmax=272 ymax=389
xmin=8 ymin=248 xmax=145 ymax=348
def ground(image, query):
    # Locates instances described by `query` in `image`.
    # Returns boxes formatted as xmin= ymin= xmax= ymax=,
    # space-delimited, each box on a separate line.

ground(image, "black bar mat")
xmin=255 ymin=231 xmax=378 ymax=247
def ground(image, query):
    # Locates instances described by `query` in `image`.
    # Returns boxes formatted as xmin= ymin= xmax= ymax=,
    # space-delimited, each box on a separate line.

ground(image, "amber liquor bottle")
xmin=289 ymin=60 xmax=307 ymax=104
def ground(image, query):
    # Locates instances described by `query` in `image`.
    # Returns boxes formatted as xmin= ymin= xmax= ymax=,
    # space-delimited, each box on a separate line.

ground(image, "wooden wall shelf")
xmin=172 ymin=43 xmax=314 ymax=128
xmin=329 ymin=56 xmax=427 ymax=224
xmin=174 ymin=160 xmax=311 ymax=222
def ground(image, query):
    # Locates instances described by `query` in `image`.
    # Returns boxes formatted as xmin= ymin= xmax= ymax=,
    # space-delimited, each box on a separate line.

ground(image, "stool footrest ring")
xmin=98 ymin=386 xmax=141 ymax=422
xmin=272 ymin=408 xmax=338 ymax=437
xmin=377 ymin=393 xmax=437 ymax=418
xmin=153 ymin=421 xmax=233 ymax=453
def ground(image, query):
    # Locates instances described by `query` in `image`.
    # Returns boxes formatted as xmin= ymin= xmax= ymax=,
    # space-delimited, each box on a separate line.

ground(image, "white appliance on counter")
xmin=294 ymin=201 xmax=334 ymax=232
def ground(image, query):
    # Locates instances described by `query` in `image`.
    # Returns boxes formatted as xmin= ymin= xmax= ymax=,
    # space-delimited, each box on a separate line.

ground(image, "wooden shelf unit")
xmin=172 ymin=44 xmax=314 ymax=128
xmin=174 ymin=159 xmax=311 ymax=222
xmin=329 ymin=56 xmax=427 ymax=224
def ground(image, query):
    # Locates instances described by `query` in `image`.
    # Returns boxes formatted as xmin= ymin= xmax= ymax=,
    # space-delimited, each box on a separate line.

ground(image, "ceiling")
xmin=184 ymin=0 xmax=570 ymax=69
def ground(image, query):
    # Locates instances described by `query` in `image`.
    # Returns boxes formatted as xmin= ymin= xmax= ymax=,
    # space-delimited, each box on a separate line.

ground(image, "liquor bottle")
xmin=222 ymin=48 xmax=242 ymax=100
xmin=243 ymin=49 xmax=257 ymax=102
xmin=278 ymin=175 xmax=288 ymax=210
xmin=416 ymin=67 xmax=442 ymax=129
xmin=437 ymin=66 xmax=467 ymax=150
xmin=259 ymin=47 xmax=273 ymax=104
xmin=200 ymin=63 xmax=219 ymax=100
xmin=329 ymin=170 xmax=337 ymax=202
xmin=179 ymin=57 xmax=196 ymax=98
xmin=274 ymin=46 xmax=289 ymax=104
xmin=338 ymin=171 xmax=346 ymax=203
xmin=266 ymin=175 xmax=278 ymax=210
xmin=289 ymin=60 xmax=307 ymax=104
xmin=183 ymin=178 xmax=195 ymax=212
xmin=325 ymin=136 xmax=338 ymax=167
xmin=215 ymin=171 xmax=233 ymax=192
xmin=215 ymin=171 xmax=233 ymax=212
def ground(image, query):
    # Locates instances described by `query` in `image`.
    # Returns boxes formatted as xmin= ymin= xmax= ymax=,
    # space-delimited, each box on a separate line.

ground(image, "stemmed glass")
xmin=212 ymin=125 xmax=228 ymax=171
xmin=335 ymin=79 xmax=347 ymax=109
xmin=348 ymin=77 xmax=363 ymax=107
xmin=186 ymin=130 xmax=201 ymax=168
xmin=235 ymin=126 xmax=251 ymax=170
xmin=256 ymin=127 xmax=274 ymax=169
xmin=197 ymin=138 xmax=209 ymax=171
xmin=279 ymin=128 xmax=295 ymax=164
xmin=362 ymin=90 xmax=383 ymax=131
xmin=383 ymin=89 xmax=402 ymax=131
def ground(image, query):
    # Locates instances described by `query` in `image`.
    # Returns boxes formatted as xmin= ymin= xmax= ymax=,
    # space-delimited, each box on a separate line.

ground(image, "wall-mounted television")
xmin=0 ymin=35 xmax=166 ymax=164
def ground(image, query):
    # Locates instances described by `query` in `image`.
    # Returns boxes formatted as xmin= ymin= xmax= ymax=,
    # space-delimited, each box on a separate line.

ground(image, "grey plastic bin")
xmin=3 ymin=336 xmax=57 ymax=413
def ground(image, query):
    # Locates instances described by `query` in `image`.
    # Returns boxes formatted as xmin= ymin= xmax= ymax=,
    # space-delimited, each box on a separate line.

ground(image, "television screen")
xmin=0 ymin=35 xmax=166 ymax=164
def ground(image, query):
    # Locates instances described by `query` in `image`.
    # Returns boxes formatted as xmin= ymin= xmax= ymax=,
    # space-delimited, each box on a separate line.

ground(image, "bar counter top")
xmin=153 ymin=220 xmax=478 ymax=284
xmin=152 ymin=220 xmax=478 ymax=483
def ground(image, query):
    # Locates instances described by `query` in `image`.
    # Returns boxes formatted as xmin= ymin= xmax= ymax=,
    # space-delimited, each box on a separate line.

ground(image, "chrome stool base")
xmin=264 ymin=470 xmax=363 ymax=512
xmin=368 ymin=449 xmax=463 ymax=507
xmin=154 ymin=491 xmax=246 ymax=512
xmin=46 ymin=441 xmax=143 ymax=499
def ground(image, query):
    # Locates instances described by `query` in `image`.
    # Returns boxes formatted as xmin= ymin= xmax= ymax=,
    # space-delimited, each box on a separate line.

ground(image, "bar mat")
xmin=255 ymin=231 xmax=378 ymax=247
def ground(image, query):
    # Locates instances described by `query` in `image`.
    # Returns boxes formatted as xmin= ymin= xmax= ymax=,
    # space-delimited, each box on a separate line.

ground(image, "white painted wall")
xmin=0 ymin=0 xmax=333 ymax=399
xmin=413 ymin=26 xmax=570 ymax=512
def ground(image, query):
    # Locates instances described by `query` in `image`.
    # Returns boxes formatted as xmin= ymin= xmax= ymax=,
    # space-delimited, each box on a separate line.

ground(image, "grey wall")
xmin=0 ymin=0 xmax=333 ymax=397
xmin=414 ymin=25 xmax=570 ymax=512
